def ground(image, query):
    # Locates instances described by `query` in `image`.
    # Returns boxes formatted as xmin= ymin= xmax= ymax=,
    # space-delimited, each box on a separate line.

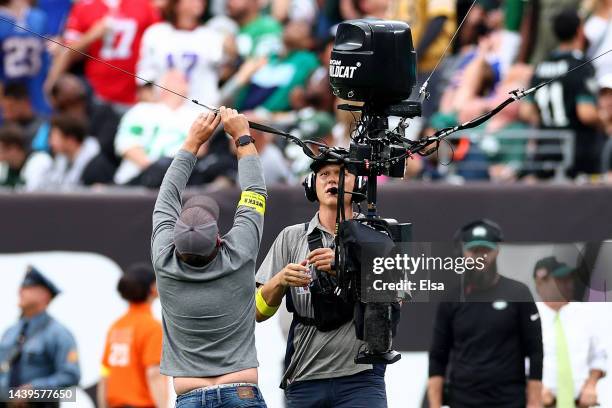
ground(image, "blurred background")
xmin=0 ymin=0 xmax=611 ymax=189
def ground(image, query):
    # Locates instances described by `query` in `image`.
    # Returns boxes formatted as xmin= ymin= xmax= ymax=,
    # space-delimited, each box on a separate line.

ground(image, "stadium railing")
xmin=436 ymin=129 xmax=575 ymax=181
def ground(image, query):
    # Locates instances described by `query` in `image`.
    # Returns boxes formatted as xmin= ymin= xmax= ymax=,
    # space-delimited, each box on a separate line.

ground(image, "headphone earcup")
xmin=352 ymin=176 xmax=367 ymax=203
xmin=302 ymin=173 xmax=318 ymax=202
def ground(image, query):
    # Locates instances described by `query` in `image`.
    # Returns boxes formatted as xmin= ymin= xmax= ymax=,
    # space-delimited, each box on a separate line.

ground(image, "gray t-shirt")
xmin=151 ymin=150 xmax=266 ymax=377
xmin=255 ymin=212 xmax=371 ymax=388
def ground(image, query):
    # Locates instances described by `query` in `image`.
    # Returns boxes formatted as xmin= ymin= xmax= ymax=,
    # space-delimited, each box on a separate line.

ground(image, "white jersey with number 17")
xmin=137 ymin=22 xmax=225 ymax=106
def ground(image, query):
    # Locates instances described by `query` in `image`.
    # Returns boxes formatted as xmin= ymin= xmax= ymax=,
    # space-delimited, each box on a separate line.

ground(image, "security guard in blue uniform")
xmin=0 ymin=266 xmax=80 ymax=408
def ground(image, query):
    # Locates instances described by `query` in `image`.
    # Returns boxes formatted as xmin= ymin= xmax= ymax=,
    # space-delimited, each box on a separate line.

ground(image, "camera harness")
xmin=284 ymin=221 xmax=355 ymax=332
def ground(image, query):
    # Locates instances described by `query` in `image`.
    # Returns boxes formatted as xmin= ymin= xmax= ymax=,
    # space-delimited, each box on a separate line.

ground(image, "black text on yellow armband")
xmin=238 ymin=191 xmax=266 ymax=215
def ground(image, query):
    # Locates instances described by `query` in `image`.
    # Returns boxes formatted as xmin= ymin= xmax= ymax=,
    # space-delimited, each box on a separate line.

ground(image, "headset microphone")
xmin=328 ymin=187 xmax=368 ymax=201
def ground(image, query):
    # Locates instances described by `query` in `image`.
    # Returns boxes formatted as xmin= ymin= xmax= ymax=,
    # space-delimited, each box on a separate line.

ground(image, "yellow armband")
xmin=239 ymin=191 xmax=266 ymax=215
xmin=256 ymin=287 xmax=279 ymax=317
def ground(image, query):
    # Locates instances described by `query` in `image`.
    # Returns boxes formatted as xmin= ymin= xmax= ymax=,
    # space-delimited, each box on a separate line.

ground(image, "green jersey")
xmin=237 ymin=15 xmax=283 ymax=58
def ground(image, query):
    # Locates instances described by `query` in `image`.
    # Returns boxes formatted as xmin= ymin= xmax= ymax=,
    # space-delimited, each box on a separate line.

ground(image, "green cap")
xmin=533 ymin=256 xmax=574 ymax=279
xmin=296 ymin=110 xmax=335 ymax=142
xmin=460 ymin=219 xmax=502 ymax=250
xmin=463 ymin=240 xmax=498 ymax=250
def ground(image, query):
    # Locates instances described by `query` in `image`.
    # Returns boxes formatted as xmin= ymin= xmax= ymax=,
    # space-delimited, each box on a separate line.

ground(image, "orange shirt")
xmin=101 ymin=303 xmax=162 ymax=408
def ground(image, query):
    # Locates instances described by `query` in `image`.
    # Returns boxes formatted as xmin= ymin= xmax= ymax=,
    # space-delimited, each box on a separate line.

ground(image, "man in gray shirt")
xmin=151 ymin=107 xmax=267 ymax=408
xmin=255 ymin=158 xmax=388 ymax=408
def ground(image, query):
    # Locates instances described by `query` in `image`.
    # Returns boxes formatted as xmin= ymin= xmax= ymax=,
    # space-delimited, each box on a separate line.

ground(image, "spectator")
xmin=425 ymin=34 xmax=532 ymax=182
xmin=0 ymin=0 xmax=51 ymax=114
xmin=137 ymin=0 xmax=234 ymax=107
xmin=35 ymin=0 xmax=72 ymax=36
xmin=500 ymin=0 xmax=526 ymax=65
xmin=32 ymin=74 xmax=122 ymax=170
xmin=452 ymin=0 xmax=484 ymax=50
xmin=218 ymin=56 xmax=268 ymax=106
xmin=288 ymin=34 xmax=336 ymax=113
xmin=455 ymin=1 xmax=521 ymax=68
xmin=312 ymin=0 xmax=345 ymax=41
xmin=227 ymin=0 xmax=283 ymax=58
xmin=151 ymin=0 xmax=168 ymax=11
xmin=600 ymin=74 xmax=612 ymax=135
xmin=438 ymin=30 xmax=508 ymax=120
xmin=285 ymin=109 xmax=335 ymax=178
xmin=523 ymin=0 xmax=582 ymax=65
xmin=433 ymin=10 xmax=493 ymax=122
xmin=98 ymin=263 xmax=167 ymax=408
xmin=236 ymin=21 xmax=319 ymax=112
xmin=271 ymin=0 xmax=317 ymax=24
xmin=0 ymin=82 xmax=44 ymax=146
xmin=47 ymin=74 xmax=88 ymax=119
xmin=0 ymin=124 xmax=51 ymax=190
xmin=46 ymin=0 xmax=160 ymax=108
xmin=250 ymin=123 xmax=293 ymax=184
xmin=113 ymin=70 xmax=199 ymax=186
xmin=355 ymin=0 xmax=389 ymax=18
xmin=47 ymin=113 xmax=113 ymax=189
xmin=520 ymin=8 xmax=601 ymax=179
xmin=599 ymin=74 xmax=612 ymax=179
xmin=533 ymin=257 xmax=607 ymax=408
xmin=445 ymin=63 xmax=534 ymax=182
xmin=584 ymin=0 xmax=612 ymax=81
xmin=387 ymin=0 xmax=456 ymax=118
xmin=54 ymin=75 xmax=121 ymax=168
xmin=223 ymin=31 xmax=335 ymax=127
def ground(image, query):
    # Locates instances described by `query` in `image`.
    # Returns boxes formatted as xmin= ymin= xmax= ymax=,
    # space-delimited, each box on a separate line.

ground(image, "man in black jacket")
xmin=428 ymin=219 xmax=543 ymax=408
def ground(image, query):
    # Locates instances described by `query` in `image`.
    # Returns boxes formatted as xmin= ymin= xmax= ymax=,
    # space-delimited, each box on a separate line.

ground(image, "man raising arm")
xmin=151 ymin=107 xmax=267 ymax=408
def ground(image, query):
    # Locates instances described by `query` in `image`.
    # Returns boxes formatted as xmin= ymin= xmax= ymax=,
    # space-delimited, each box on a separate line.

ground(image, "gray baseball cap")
xmin=174 ymin=196 xmax=220 ymax=257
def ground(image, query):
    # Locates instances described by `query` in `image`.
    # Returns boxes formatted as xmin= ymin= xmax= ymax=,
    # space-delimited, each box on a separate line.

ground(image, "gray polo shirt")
xmin=151 ymin=150 xmax=266 ymax=377
xmin=256 ymin=213 xmax=371 ymax=388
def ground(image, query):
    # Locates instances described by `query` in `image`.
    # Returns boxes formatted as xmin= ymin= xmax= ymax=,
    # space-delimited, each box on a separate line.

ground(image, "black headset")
xmin=302 ymin=172 xmax=367 ymax=203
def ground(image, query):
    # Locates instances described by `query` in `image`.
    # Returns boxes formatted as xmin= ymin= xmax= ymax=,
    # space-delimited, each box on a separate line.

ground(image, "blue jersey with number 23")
xmin=0 ymin=8 xmax=50 ymax=114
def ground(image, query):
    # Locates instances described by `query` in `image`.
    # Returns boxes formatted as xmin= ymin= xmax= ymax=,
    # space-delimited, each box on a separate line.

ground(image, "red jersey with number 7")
xmin=64 ymin=0 xmax=160 ymax=105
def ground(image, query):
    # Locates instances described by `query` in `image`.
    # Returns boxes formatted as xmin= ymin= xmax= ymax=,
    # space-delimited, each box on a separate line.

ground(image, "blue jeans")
xmin=175 ymin=383 xmax=267 ymax=408
xmin=285 ymin=368 xmax=387 ymax=408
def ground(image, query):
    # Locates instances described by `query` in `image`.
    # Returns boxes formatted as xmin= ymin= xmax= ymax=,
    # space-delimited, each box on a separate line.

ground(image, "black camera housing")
xmin=335 ymin=218 xmax=411 ymax=364
xmin=330 ymin=19 xmax=417 ymax=104
xmin=347 ymin=144 xmax=407 ymax=177
xmin=336 ymin=218 xmax=412 ymax=303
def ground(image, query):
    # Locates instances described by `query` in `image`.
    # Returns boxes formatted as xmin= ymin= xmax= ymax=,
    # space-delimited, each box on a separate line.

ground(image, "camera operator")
xmin=255 ymin=158 xmax=387 ymax=408
xmin=151 ymin=107 xmax=267 ymax=408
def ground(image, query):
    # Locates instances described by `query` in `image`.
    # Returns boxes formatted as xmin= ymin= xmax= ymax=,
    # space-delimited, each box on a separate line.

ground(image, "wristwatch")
xmin=235 ymin=135 xmax=255 ymax=148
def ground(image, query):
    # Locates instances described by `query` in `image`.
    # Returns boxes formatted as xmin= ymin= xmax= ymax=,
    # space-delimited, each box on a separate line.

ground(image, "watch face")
xmin=236 ymin=136 xmax=254 ymax=147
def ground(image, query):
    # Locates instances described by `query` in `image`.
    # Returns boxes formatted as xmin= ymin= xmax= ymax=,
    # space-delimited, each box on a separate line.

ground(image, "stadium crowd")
xmin=0 ymin=0 xmax=611 ymax=190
